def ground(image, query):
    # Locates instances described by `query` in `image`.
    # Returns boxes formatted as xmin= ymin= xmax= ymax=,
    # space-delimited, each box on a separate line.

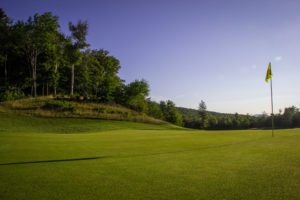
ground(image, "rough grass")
xmin=0 ymin=112 xmax=299 ymax=200
xmin=0 ymin=97 xmax=165 ymax=124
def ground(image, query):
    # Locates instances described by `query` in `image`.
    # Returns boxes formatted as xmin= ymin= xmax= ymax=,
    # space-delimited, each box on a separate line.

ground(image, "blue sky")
xmin=2 ymin=0 xmax=300 ymax=114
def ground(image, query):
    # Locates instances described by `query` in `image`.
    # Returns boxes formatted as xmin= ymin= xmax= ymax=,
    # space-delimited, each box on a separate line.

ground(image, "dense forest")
xmin=1 ymin=8 xmax=299 ymax=129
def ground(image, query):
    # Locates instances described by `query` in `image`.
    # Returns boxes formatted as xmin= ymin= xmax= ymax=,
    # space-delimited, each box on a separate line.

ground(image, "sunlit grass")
xmin=0 ymin=112 xmax=299 ymax=200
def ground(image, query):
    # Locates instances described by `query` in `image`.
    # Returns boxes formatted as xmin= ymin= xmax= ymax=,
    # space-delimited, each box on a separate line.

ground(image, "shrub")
xmin=43 ymin=100 xmax=75 ymax=112
xmin=0 ymin=87 xmax=25 ymax=102
xmin=126 ymin=96 xmax=148 ymax=112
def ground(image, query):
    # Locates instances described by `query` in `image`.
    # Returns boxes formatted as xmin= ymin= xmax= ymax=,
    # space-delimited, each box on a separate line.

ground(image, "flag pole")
xmin=270 ymin=75 xmax=274 ymax=137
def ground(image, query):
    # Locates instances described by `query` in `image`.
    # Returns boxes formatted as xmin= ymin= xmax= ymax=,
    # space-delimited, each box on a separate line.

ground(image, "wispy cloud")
xmin=275 ymin=56 xmax=282 ymax=61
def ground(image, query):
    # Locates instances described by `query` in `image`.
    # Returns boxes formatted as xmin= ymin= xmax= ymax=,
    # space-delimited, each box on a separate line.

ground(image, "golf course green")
xmin=0 ymin=112 xmax=299 ymax=200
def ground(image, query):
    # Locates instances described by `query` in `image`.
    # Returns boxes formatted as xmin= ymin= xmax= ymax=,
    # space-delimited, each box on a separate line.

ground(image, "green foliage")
xmin=97 ymin=51 xmax=122 ymax=101
xmin=0 ymin=8 xmax=11 ymax=66
xmin=146 ymin=99 xmax=164 ymax=119
xmin=125 ymin=79 xmax=149 ymax=97
xmin=68 ymin=20 xmax=89 ymax=49
xmin=273 ymin=106 xmax=300 ymax=128
xmin=180 ymin=105 xmax=300 ymax=130
xmin=126 ymin=95 xmax=148 ymax=112
xmin=0 ymin=8 xmax=10 ymax=33
xmin=43 ymin=100 xmax=75 ymax=112
xmin=42 ymin=32 xmax=68 ymax=95
xmin=160 ymin=100 xmax=183 ymax=126
xmin=11 ymin=12 xmax=60 ymax=97
xmin=67 ymin=20 xmax=89 ymax=96
xmin=208 ymin=114 xmax=218 ymax=128
xmin=124 ymin=79 xmax=149 ymax=112
xmin=0 ymin=87 xmax=24 ymax=101
xmin=75 ymin=53 xmax=92 ymax=97
xmin=198 ymin=100 xmax=208 ymax=129
xmin=84 ymin=50 xmax=105 ymax=96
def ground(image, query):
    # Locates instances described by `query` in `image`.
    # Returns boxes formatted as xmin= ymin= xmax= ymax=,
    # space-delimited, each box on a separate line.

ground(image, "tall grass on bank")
xmin=0 ymin=97 xmax=166 ymax=124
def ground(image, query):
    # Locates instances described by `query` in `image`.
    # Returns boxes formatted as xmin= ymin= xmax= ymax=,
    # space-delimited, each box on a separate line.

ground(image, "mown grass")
xmin=0 ymin=112 xmax=299 ymax=200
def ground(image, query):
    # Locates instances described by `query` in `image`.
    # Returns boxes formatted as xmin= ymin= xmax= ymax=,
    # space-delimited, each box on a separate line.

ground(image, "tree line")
xmin=179 ymin=101 xmax=300 ymax=130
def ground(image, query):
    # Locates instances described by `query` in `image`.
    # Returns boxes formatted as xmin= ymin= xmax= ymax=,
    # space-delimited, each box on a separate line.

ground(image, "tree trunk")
xmin=42 ymin=83 xmax=45 ymax=96
xmin=54 ymin=63 xmax=58 ymax=97
xmin=71 ymin=64 xmax=74 ymax=96
xmin=46 ymin=83 xmax=49 ymax=96
xmin=4 ymin=54 xmax=7 ymax=87
xmin=31 ymin=50 xmax=38 ymax=97
xmin=33 ymin=77 xmax=37 ymax=97
xmin=54 ymin=87 xmax=57 ymax=97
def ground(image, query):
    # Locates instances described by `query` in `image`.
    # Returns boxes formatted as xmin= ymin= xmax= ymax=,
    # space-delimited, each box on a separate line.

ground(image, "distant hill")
xmin=177 ymin=107 xmax=237 ymax=119
xmin=176 ymin=106 xmax=256 ymax=129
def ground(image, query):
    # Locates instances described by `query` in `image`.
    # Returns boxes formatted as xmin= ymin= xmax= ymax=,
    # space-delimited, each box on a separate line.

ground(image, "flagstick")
xmin=270 ymin=78 xmax=274 ymax=137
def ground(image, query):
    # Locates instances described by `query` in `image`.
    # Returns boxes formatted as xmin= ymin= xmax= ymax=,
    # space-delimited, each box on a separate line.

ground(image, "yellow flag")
xmin=265 ymin=62 xmax=272 ymax=82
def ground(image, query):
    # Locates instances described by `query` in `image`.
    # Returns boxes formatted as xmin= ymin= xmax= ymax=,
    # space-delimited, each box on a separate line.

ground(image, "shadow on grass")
xmin=0 ymin=137 xmax=273 ymax=166
xmin=0 ymin=156 xmax=105 ymax=166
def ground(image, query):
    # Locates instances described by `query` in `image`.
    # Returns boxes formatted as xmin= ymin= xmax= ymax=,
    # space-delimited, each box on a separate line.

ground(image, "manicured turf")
xmin=0 ymin=112 xmax=299 ymax=200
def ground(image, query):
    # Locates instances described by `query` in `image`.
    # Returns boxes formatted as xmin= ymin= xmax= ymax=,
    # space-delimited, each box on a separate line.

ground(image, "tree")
xmin=293 ymin=111 xmax=300 ymax=127
xmin=232 ymin=113 xmax=241 ymax=129
xmin=68 ymin=20 xmax=89 ymax=96
xmin=146 ymin=99 xmax=164 ymax=119
xmin=43 ymin=33 xmax=68 ymax=96
xmin=198 ymin=100 xmax=208 ymax=129
xmin=13 ymin=13 xmax=59 ymax=97
xmin=0 ymin=8 xmax=11 ymax=87
xmin=160 ymin=100 xmax=183 ymax=126
xmin=75 ymin=51 xmax=92 ymax=97
xmin=282 ymin=106 xmax=299 ymax=128
xmin=96 ymin=50 xmax=121 ymax=101
xmin=208 ymin=115 xmax=218 ymax=129
xmin=125 ymin=79 xmax=149 ymax=112
xmin=113 ymin=82 xmax=126 ymax=104
xmin=85 ymin=50 xmax=105 ymax=97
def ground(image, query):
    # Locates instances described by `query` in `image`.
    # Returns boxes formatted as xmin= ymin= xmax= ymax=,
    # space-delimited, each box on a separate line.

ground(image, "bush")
xmin=0 ymin=87 xmax=24 ymax=102
xmin=43 ymin=100 xmax=75 ymax=112
xmin=147 ymin=100 xmax=164 ymax=119
xmin=126 ymin=96 xmax=148 ymax=112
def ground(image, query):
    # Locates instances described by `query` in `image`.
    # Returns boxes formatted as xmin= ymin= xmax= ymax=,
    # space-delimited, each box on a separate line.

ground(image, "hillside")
xmin=177 ymin=107 xmax=243 ymax=118
xmin=0 ymin=111 xmax=183 ymax=134
xmin=177 ymin=106 xmax=260 ymax=129
xmin=0 ymin=97 xmax=167 ymax=125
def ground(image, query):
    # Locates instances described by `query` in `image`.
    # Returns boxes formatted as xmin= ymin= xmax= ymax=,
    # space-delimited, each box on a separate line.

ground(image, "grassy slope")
xmin=0 ymin=112 xmax=180 ymax=134
xmin=0 ymin=112 xmax=299 ymax=200
xmin=0 ymin=97 xmax=165 ymax=124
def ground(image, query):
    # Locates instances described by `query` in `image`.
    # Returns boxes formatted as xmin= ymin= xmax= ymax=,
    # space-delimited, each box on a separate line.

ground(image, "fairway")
xmin=0 ymin=113 xmax=299 ymax=200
